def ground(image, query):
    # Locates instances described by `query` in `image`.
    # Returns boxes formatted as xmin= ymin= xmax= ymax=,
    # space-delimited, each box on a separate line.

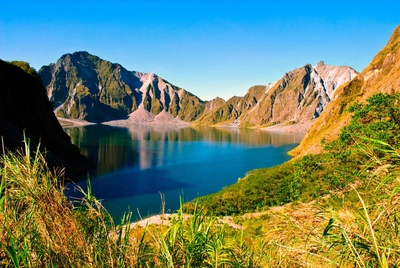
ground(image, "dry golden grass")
xmin=0 ymin=145 xmax=262 ymax=267
xmin=230 ymin=154 xmax=400 ymax=267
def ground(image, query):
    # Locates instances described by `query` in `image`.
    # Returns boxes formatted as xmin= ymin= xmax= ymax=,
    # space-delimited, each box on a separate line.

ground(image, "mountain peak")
xmin=315 ymin=61 xmax=325 ymax=68
xmin=58 ymin=51 xmax=103 ymax=66
xmin=73 ymin=51 xmax=91 ymax=55
xmin=39 ymin=52 xmax=205 ymax=122
xmin=67 ymin=51 xmax=94 ymax=58
xmin=59 ymin=51 xmax=89 ymax=60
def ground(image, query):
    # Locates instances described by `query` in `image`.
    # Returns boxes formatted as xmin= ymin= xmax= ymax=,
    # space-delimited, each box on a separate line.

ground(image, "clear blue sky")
xmin=1 ymin=0 xmax=399 ymax=100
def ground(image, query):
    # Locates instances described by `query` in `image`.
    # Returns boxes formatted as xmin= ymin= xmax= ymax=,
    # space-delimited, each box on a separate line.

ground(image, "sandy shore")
xmin=103 ymin=108 xmax=191 ymax=127
xmin=130 ymin=213 xmax=243 ymax=229
xmin=58 ymin=113 xmax=312 ymax=134
xmin=57 ymin=117 xmax=96 ymax=127
xmin=131 ymin=214 xmax=175 ymax=228
xmin=262 ymin=121 xmax=313 ymax=134
xmin=103 ymin=119 xmax=191 ymax=127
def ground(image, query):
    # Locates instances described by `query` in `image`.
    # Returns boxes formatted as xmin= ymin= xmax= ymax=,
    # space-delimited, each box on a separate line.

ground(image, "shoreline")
xmin=57 ymin=117 xmax=96 ymax=128
xmin=130 ymin=213 xmax=243 ymax=230
xmin=102 ymin=119 xmax=191 ymax=127
xmin=261 ymin=121 xmax=313 ymax=134
xmin=58 ymin=117 xmax=312 ymax=134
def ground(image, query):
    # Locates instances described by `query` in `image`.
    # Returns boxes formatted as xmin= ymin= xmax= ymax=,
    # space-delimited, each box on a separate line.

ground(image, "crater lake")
xmin=64 ymin=124 xmax=304 ymax=221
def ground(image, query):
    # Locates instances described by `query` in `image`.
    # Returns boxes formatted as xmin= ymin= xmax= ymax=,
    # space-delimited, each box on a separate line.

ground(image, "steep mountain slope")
xmin=291 ymin=25 xmax=400 ymax=156
xmin=195 ymin=62 xmax=357 ymax=128
xmin=195 ymin=86 xmax=266 ymax=126
xmin=0 ymin=60 xmax=92 ymax=177
xmin=39 ymin=52 xmax=205 ymax=122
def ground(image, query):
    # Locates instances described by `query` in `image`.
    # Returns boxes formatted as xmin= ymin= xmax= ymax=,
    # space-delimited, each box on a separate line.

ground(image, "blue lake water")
xmin=64 ymin=124 xmax=304 ymax=221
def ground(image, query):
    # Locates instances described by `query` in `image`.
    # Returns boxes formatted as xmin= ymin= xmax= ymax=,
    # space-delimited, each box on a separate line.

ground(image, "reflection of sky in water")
xmin=64 ymin=125 xmax=304 ymax=220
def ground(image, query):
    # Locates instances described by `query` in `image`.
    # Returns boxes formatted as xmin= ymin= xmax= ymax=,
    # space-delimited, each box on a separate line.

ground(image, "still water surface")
xmin=64 ymin=124 xmax=304 ymax=220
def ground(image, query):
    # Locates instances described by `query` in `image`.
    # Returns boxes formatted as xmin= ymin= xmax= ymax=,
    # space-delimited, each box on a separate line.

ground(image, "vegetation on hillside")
xmin=9 ymin=61 xmax=38 ymax=77
xmin=194 ymin=86 xmax=265 ymax=126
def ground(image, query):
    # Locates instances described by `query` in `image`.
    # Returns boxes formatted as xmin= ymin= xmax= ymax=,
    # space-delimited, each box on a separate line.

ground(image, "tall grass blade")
xmin=352 ymin=186 xmax=385 ymax=268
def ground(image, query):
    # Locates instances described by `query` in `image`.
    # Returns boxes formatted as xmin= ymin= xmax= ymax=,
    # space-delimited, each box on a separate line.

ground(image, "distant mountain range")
xmin=195 ymin=61 xmax=357 ymax=128
xmin=39 ymin=52 xmax=357 ymax=129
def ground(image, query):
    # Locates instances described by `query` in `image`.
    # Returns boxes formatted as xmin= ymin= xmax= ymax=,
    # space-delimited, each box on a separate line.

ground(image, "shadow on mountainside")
xmin=0 ymin=60 xmax=93 ymax=179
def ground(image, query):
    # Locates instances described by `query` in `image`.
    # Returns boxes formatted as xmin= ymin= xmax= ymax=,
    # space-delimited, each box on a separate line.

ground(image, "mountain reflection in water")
xmin=64 ymin=124 xmax=304 ymax=219
xmin=65 ymin=125 xmax=303 ymax=176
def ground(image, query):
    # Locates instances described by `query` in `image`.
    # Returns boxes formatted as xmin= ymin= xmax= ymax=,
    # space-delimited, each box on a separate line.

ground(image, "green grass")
xmin=191 ymin=151 xmax=364 ymax=215
xmin=317 ymin=140 xmax=400 ymax=267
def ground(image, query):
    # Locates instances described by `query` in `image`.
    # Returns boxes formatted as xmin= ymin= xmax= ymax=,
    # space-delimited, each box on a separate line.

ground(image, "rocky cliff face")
xmin=196 ymin=62 xmax=357 ymax=128
xmin=195 ymin=86 xmax=265 ymax=126
xmin=39 ymin=52 xmax=205 ymax=122
xmin=291 ymin=25 xmax=400 ymax=156
xmin=0 ymin=60 xmax=92 ymax=178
